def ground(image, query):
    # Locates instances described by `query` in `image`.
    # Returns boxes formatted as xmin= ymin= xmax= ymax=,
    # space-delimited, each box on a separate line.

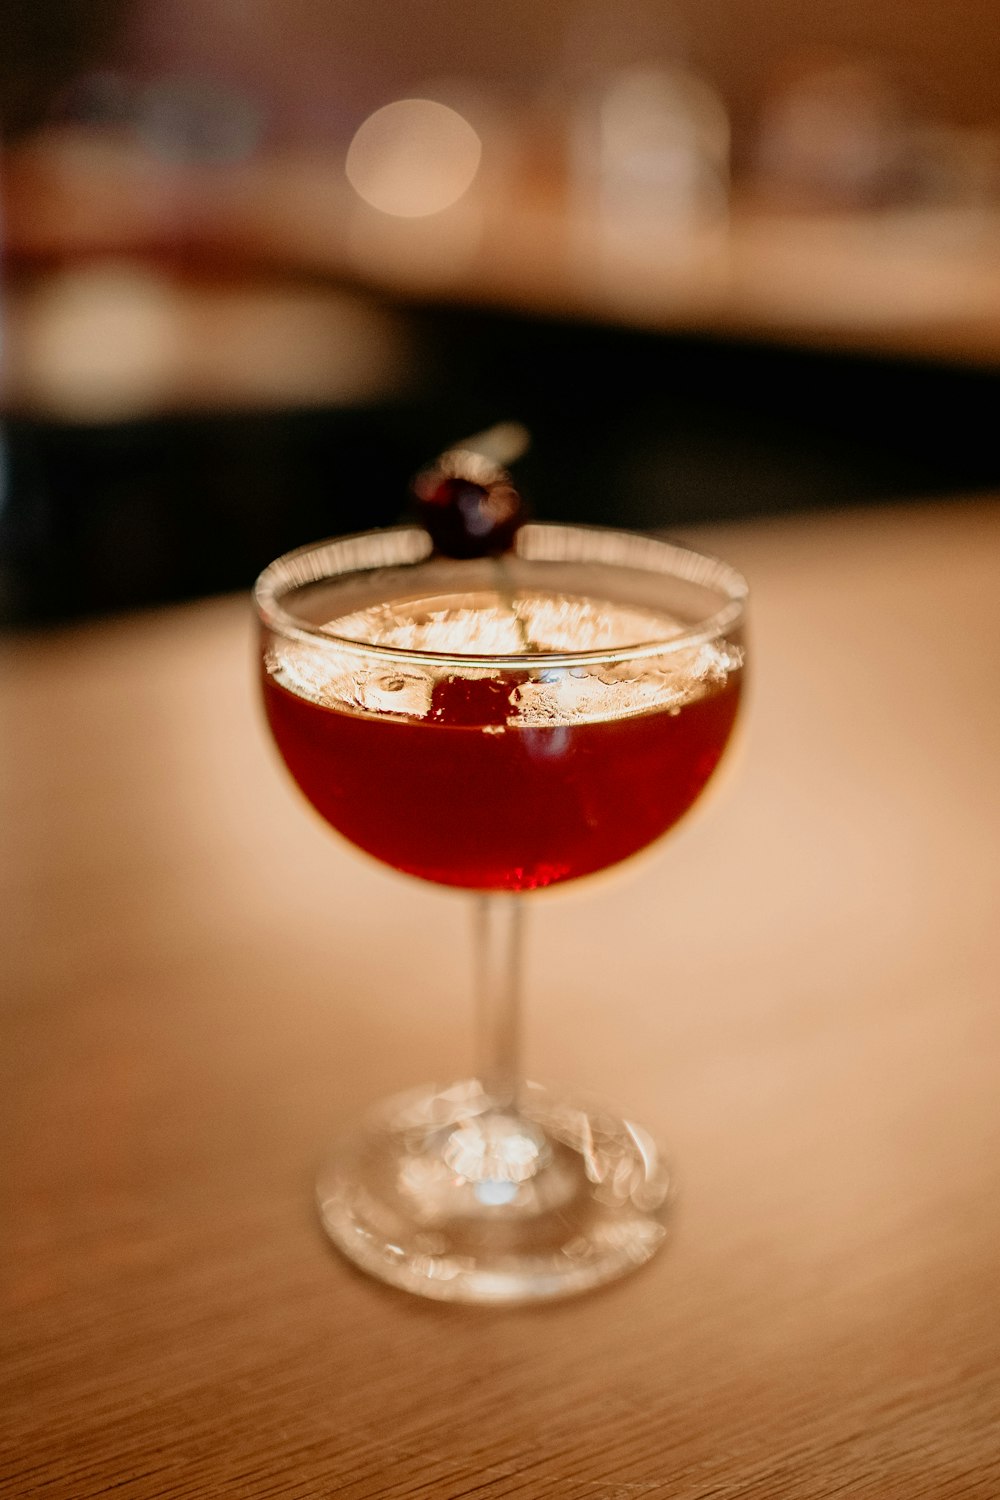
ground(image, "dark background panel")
xmin=1 ymin=306 xmax=996 ymax=623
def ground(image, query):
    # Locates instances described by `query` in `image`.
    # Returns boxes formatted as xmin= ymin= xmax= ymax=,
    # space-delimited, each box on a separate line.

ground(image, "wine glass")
xmin=255 ymin=520 xmax=747 ymax=1303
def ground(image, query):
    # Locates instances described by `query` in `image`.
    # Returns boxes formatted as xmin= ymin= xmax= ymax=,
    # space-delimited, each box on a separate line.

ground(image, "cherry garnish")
xmin=411 ymin=449 xmax=526 ymax=559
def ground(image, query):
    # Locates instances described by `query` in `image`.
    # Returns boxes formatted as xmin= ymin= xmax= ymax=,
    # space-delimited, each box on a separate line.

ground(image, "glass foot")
xmin=316 ymin=1080 xmax=673 ymax=1303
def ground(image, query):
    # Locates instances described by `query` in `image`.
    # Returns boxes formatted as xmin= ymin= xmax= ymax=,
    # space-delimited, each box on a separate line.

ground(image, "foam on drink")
xmin=267 ymin=589 xmax=742 ymax=728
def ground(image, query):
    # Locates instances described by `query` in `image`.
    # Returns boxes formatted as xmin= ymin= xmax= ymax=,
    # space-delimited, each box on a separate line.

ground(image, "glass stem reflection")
xmin=474 ymin=894 xmax=523 ymax=1107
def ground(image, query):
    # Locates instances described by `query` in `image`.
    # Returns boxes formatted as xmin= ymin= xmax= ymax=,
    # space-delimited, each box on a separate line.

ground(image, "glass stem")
xmin=474 ymin=894 xmax=524 ymax=1108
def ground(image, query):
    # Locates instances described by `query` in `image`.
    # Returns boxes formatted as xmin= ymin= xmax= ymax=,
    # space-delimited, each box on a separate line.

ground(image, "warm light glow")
xmin=9 ymin=268 xmax=411 ymax=419
xmin=345 ymin=99 xmax=482 ymax=217
xmin=16 ymin=264 xmax=181 ymax=421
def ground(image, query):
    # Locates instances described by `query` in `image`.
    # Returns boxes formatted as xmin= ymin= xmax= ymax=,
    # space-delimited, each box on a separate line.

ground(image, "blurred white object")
xmin=7 ymin=265 xmax=413 ymax=419
xmin=596 ymin=66 xmax=728 ymax=233
xmin=569 ymin=62 xmax=730 ymax=287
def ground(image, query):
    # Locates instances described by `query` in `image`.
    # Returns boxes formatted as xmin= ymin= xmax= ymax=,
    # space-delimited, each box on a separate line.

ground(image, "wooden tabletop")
xmin=3 ymin=499 xmax=1000 ymax=1498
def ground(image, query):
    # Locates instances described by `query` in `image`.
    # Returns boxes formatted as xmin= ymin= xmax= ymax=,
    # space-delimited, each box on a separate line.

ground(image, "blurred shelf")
xmin=5 ymin=127 xmax=1000 ymax=390
xmin=4 ymin=129 xmax=999 ymax=627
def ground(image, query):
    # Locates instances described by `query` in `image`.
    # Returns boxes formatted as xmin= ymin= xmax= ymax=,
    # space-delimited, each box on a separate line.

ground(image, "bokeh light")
xmin=345 ymin=98 xmax=482 ymax=217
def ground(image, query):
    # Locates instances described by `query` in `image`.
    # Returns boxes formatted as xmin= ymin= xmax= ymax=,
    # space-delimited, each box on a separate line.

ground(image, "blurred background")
xmin=1 ymin=0 xmax=998 ymax=622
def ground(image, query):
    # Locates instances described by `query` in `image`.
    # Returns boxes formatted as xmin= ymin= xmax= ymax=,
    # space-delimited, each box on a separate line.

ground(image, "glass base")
xmin=316 ymin=1080 xmax=673 ymax=1303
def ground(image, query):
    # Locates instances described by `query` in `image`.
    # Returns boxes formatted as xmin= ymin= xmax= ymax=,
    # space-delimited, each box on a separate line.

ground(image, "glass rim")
xmin=254 ymin=522 xmax=748 ymax=670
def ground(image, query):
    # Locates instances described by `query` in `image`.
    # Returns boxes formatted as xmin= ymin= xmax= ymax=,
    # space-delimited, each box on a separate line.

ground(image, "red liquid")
xmin=263 ymin=661 xmax=742 ymax=892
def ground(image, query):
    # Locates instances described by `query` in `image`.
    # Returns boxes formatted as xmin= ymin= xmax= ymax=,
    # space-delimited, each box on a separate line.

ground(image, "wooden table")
xmin=3 ymin=500 xmax=1000 ymax=1497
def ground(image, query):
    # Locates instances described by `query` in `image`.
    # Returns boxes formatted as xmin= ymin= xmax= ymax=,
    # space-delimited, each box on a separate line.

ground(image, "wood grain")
xmin=2 ymin=500 xmax=1000 ymax=1498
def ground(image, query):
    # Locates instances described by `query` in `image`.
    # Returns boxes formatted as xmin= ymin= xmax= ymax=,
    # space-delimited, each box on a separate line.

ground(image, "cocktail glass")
xmin=255 ymin=521 xmax=746 ymax=1302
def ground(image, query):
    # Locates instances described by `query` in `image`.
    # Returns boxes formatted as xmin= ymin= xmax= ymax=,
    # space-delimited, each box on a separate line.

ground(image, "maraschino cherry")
xmin=411 ymin=447 xmax=527 ymax=559
xmin=411 ymin=441 xmax=530 ymax=725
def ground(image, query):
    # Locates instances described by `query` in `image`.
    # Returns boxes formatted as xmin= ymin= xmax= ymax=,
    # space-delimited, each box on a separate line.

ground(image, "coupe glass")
xmin=255 ymin=521 xmax=747 ymax=1302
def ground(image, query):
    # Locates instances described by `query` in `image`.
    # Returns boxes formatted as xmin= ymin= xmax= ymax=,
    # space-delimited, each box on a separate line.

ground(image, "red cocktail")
xmin=255 ymin=521 xmax=747 ymax=1303
xmin=263 ymin=621 xmax=742 ymax=891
